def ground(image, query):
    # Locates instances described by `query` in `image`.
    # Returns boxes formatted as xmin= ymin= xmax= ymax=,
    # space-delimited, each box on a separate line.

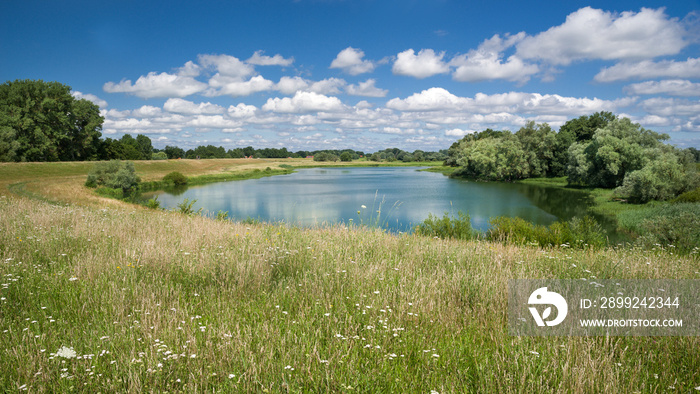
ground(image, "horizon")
xmin=2 ymin=0 xmax=699 ymax=151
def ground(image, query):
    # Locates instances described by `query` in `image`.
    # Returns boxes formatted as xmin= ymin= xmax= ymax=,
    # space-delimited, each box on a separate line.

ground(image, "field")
xmin=0 ymin=159 xmax=698 ymax=392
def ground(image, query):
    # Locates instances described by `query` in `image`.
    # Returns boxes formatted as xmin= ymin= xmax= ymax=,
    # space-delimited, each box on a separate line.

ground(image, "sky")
xmin=2 ymin=0 xmax=700 ymax=152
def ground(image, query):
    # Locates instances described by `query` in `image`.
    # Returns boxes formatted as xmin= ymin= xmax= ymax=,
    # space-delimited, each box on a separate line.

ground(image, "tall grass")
xmin=0 ymin=195 xmax=698 ymax=392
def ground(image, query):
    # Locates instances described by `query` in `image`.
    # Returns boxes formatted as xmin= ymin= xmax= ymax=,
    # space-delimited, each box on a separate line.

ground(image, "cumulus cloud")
xmin=263 ymin=91 xmax=346 ymax=113
xmin=346 ymin=79 xmax=388 ymax=97
xmin=387 ymin=87 xmax=627 ymax=116
xmin=445 ymin=128 xmax=476 ymax=137
xmin=131 ymin=105 xmax=162 ymax=117
xmin=594 ymin=58 xmax=700 ymax=82
xmin=206 ymin=74 xmax=275 ymax=96
xmin=392 ymin=49 xmax=450 ymax=78
xmin=198 ymin=54 xmax=255 ymax=79
xmin=307 ymin=78 xmax=346 ymax=95
xmin=276 ymin=76 xmax=310 ymax=95
xmin=516 ymin=7 xmax=688 ymax=65
xmin=227 ymin=103 xmax=258 ymax=118
xmin=450 ymin=33 xmax=539 ymax=83
xmin=164 ymin=98 xmax=225 ymax=115
xmin=641 ymin=97 xmax=700 ymax=117
xmin=72 ymin=91 xmax=108 ymax=108
xmin=246 ymin=50 xmax=294 ymax=66
xmin=330 ymin=47 xmax=376 ymax=75
xmin=103 ymin=72 xmax=208 ymax=98
xmin=623 ymin=80 xmax=700 ymax=96
xmin=178 ymin=61 xmax=201 ymax=77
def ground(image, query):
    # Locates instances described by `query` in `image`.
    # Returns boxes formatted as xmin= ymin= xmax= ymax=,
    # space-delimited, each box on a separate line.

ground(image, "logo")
xmin=528 ymin=287 xmax=568 ymax=327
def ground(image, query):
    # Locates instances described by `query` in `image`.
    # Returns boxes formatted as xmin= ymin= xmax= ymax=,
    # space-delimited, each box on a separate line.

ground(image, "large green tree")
xmin=0 ymin=79 xmax=103 ymax=161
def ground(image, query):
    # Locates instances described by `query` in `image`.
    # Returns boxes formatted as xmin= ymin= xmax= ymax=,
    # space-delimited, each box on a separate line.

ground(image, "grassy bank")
xmin=0 ymin=160 xmax=698 ymax=392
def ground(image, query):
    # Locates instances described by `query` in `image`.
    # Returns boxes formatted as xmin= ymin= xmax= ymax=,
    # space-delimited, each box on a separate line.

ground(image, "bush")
xmin=631 ymin=203 xmax=700 ymax=254
xmin=85 ymin=160 xmax=140 ymax=192
xmin=313 ymin=152 xmax=339 ymax=162
xmin=340 ymin=152 xmax=352 ymax=162
xmin=415 ymin=212 xmax=474 ymax=240
xmin=145 ymin=196 xmax=161 ymax=209
xmin=176 ymin=198 xmax=202 ymax=216
xmin=486 ymin=216 xmax=606 ymax=248
xmin=152 ymin=151 xmax=168 ymax=160
xmin=672 ymin=187 xmax=700 ymax=203
xmin=163 ymin=171 xmax=188 ymax=186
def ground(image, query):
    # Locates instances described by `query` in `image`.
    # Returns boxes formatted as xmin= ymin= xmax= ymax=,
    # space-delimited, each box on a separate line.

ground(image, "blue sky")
xmin=2 ymin=0 xmax=699 ymax=151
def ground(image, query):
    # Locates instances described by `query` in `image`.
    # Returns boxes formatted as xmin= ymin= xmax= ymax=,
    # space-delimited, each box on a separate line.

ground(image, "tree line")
xmin=444 ymin=112 xmax=700 ymax=203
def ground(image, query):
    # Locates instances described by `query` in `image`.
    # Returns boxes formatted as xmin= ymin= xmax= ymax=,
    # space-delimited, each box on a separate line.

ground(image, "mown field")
xmin=0 ymin=159 xmax=698 ymax=392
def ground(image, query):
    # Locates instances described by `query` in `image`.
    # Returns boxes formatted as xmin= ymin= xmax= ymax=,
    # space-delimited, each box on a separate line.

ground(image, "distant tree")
xmin=0 ymin=79 xmax=104 ymax=162
xmin=340 ymin=152 xmax=352 ymax=162
xmin=136 ymin=134 xmax=153 ymax=160
xmin=85 ymin=160 xmax=140 ymax=192
xmin=164 ymin=145 xmax=185 ymax=159
xmin=515 ymin=121 xmax=557 ymax=177
xmin=560 ymin=111 xmax=616 ymax=143
xmin=454 ymin=133 xmax=530 ymax=181
xmin=152 ymin=151 xmax=168 ymax=160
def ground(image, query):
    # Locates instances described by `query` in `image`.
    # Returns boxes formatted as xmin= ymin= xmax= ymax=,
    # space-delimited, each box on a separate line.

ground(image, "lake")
xmin=146 ymin=167 xmax=619 ymax=236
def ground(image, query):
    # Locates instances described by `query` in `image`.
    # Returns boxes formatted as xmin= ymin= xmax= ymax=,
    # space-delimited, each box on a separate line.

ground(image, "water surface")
xmin=146 ymin=167 xmax=616 ymax=236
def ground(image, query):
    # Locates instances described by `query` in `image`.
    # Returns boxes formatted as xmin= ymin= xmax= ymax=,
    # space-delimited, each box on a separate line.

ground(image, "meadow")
xmin=0 ymin=159 xmax=698 ymax=392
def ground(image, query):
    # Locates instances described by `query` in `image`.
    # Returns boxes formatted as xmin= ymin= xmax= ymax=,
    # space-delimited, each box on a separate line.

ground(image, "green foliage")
xmin=215 ymin=210 xmax=229 ymax=221
xmin=163 ymin=171 xmax=188 ymax=186
xmin=515 ymin=121 xmax=558 ymax=177
xmin=279 ymin=164 xmax=293 ymax=169
xmin=559 ymin=111 xmax=616 ymax=143
xmin=340 ymin=152 xmax=352 ymax=162
xmin=486 ymin=216 xmax=606 ymax=248
xmin=313 ymin=152 xmax=339 ymax=162
xmin=0 ymin=79 xmax=104 ymax=162
xmin=452 ymin=132 xmax=530 ymax=181
xmin=631 ymin=203 xmax=700 ymax=254
xmin=615 ymin=152 xmax=700 ymax=203
xmin=176 ymin=198 xmax=202 ymax=215
xmin=152 ymin=151 xmax=168 ymax=160
xmin=85 ymin=160 xmax=140 ymax=192
xmin=145 ymin=196 xmax=161 ymax=209
xmin=567 ymin=118 xmax=669 ymax=188
xmin=672 ymin=187 xmax=700 ymax=203
xmin=415 ymin=211 xmax=474 ymax=240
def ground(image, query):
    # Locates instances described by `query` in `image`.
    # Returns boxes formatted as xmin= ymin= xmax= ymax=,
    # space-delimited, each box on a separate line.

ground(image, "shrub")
xmin=145 ymin=196 xmax=161 ymax=209
xmin=313 ymin=152 xmax=339 ymax=162
xmin=85 ymin=160 xmax=140 ymax=192
xmin=163 ymin=171 xmax=188 ymax=186
xmin=340 ymin=152 xmax=352 ymax=162
xmin=486 ymin=216 xmax=606 ymax=248
xmin=176 ymin=198 xmax=202 ymax=216
xmin=632 ymin=203 xmax=700 ymax=253
xmin=215 ymin=211 xmax=229 ymax=221
xmin=415 ymin=212 xmax=474 ymax=240
xmin=672 ymin=187 xmax=700 ymax=203
xmin=152 ymin=151 xmax=168 ymax=160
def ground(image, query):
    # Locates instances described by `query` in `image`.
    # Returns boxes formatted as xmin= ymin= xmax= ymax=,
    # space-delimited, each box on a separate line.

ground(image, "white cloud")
xmin=103 ymin=72 xmax=207 ymax=98
xmin=445 ymin=129 xmax=476 ymax=137
xmin=71 ymin=91 xmax=108 ymax=108
xmin=308 ymin=78 xmax=346 ymax=95
xmin=450 ymin=33 xmax=539 ymax=83
xmin=624 ymin=80 xmax=700 ymax=96
xmin=392 ymin=49 xmax=450 ymax=79
xmin=263 ymin=91 xmax=346 ymax=113
xmin=246 ymin=50 xmax=294 ymax=66
xmin=132 ymin=105 xmax=162 ymax=117
xmin=516 ymin=7 xmax=687 ymax=65
xmin=594 ymin=58 xmax=700 ymax=82
xmin=641 ymin=97 xmax=700 ymax=117
xmin=346 ymin=79 xmax=388 ymax=97
xmin=187 ymin=115 xmax=243 ymax=129
xmin=227 ymin=103 xmax=258 ymax=118
xmin=198 ymin=54 xmax=255 ymax=79
xmin=164 ymin=98 xmax=225 ymax=115
xmin=206 ymin=74 xmax=275 ymax=97
xmin=386 ymin=88 xmax=467 ymax=111
xmin=178 ymin=61 xmax=201 ymax=77
xmin=330 ymin=47 xmax=376 ymax=75
xmin=276 ymin=76 xmax=310 ymax=95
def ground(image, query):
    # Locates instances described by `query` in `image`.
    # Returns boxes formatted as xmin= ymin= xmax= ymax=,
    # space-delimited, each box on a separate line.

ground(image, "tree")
xmin=0 ymin=79 xmax=104 ymax=162
xmin=453 ymin=133 xmax=530 ymax=181
xmin=136 ymin=134 xmax=153 ymax=160
xmin=560 ymin=111 xmax=616 ymax=143
xmin=567 ymin=118 xmax=668 ymax=188
xmin=515 ymin=121 xmax=557 ymax=177
xmin=164 ymin=145 xmax=185 ymax=159
xmin=85 ymin=160 xmax=140 ymax=192
xmin=340 ymin=152 xmax=352 ymax=162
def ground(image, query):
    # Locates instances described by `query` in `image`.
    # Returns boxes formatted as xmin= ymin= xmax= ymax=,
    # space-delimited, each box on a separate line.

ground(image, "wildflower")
xmin=530 ymin=351 xmax=540 ymax=356
xmin=56 ymin=346 xmax=77 ymax=359
xmin=68 ymin=277 xmax=78 ymax=281
xmin=190 ymin=354 xmax=196 ymax=359
xmin=228 ymin=374 xmax=236 ymax=379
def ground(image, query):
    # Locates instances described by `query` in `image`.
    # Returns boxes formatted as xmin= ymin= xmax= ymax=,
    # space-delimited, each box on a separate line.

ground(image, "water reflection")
xmin=145 ymin=167 xmax=613 ymax=235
